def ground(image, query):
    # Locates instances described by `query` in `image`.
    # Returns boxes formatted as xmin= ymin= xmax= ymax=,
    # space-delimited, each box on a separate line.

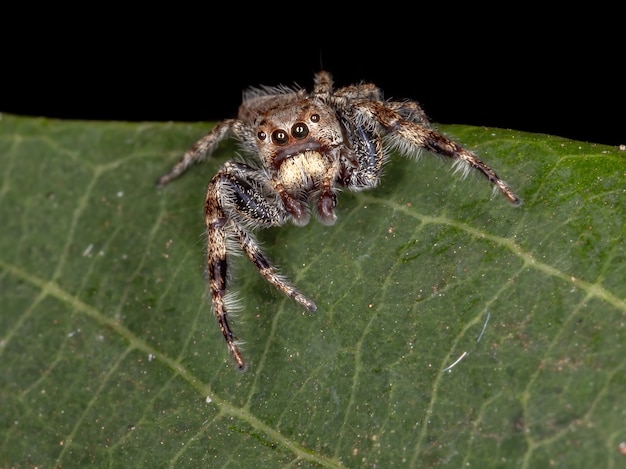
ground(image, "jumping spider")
xmin=157 ymin=71 xmax=521 ymax=370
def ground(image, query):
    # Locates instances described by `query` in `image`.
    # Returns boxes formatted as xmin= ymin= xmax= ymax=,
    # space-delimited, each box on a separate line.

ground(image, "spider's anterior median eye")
xmin=257 ymin=131 xmax=267 ymax=141
xmin=310 ymin=113 xmax=320 ymax=123
xmin=271 ymin=129 xmax=289 ymax=146
xmin=291 ymin=122 xmax=309 ymax=139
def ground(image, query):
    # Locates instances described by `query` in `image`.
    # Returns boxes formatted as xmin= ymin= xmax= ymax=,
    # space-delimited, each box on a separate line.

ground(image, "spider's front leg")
xmin=207 ymin=161 xmax=316 ymax=370
xmin=156 ymin=119 xmax=255 ymax=187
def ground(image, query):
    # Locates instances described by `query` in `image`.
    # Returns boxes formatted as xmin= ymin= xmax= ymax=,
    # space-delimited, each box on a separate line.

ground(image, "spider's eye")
xmin=310 ymin=113 xmax=320 ymax=123
xmin=257 ymin=131 xmax=267 ymax=141
xmin=271 ymin=129 xmax=289 ymax=146
xmin=291 ymin=122 xmax=309 ymax=139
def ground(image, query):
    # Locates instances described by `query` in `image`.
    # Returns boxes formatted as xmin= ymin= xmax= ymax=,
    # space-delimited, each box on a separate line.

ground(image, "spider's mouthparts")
xmin=273 ymin=142 xmax=323 ymax=167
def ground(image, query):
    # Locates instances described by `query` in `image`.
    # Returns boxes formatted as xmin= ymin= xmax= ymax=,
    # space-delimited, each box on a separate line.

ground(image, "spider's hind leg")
xmin=353 ymin=100 xmax=521 ymax=205
xmin=395 ymin=124 xmax=522 ymax=205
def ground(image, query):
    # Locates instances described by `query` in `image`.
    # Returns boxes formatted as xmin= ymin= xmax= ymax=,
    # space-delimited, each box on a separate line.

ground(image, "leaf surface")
xmin=1 ymin=114 xmax=624 ymax=468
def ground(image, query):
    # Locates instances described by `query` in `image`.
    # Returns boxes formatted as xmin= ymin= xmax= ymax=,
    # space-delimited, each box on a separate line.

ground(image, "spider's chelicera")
xmin=157 ymin=71 xmax=521 ymax=370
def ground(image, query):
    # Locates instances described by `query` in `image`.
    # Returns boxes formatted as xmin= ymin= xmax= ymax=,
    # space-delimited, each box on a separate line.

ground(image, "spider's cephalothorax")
xmin=157 ymin=71 xmax=521 ymax=370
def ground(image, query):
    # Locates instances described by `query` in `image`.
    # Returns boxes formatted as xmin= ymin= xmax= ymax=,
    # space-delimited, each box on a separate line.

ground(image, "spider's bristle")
xmin=452 ymin=159 xmax=472 ymax=179
xmin=242 ymin=84 xmax=300 ymax=101
xmin=387 ymin=135 xmax=423 ymax=162
xmin=225 ymin=236 xmax=243 ymax=257
xmin=223 ymin=291 xmax=243 ymax=315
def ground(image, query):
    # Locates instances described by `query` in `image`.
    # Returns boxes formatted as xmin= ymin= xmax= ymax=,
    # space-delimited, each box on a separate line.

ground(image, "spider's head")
xmin=254 ymin=99 xmax=344 ymax=171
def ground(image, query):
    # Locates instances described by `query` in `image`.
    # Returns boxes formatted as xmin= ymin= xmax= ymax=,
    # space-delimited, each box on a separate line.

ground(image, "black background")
xmin=3 ymin=10 xmax=623 ymax=147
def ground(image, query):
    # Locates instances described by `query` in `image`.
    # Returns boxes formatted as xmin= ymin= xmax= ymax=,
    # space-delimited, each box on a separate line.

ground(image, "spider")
xmin=157 ymin=71 xmax=521 ymax=370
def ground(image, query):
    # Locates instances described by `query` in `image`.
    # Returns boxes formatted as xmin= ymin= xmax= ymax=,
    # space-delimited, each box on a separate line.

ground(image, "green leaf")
xmin=1 ymin=114 xmax=624 ymax=468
